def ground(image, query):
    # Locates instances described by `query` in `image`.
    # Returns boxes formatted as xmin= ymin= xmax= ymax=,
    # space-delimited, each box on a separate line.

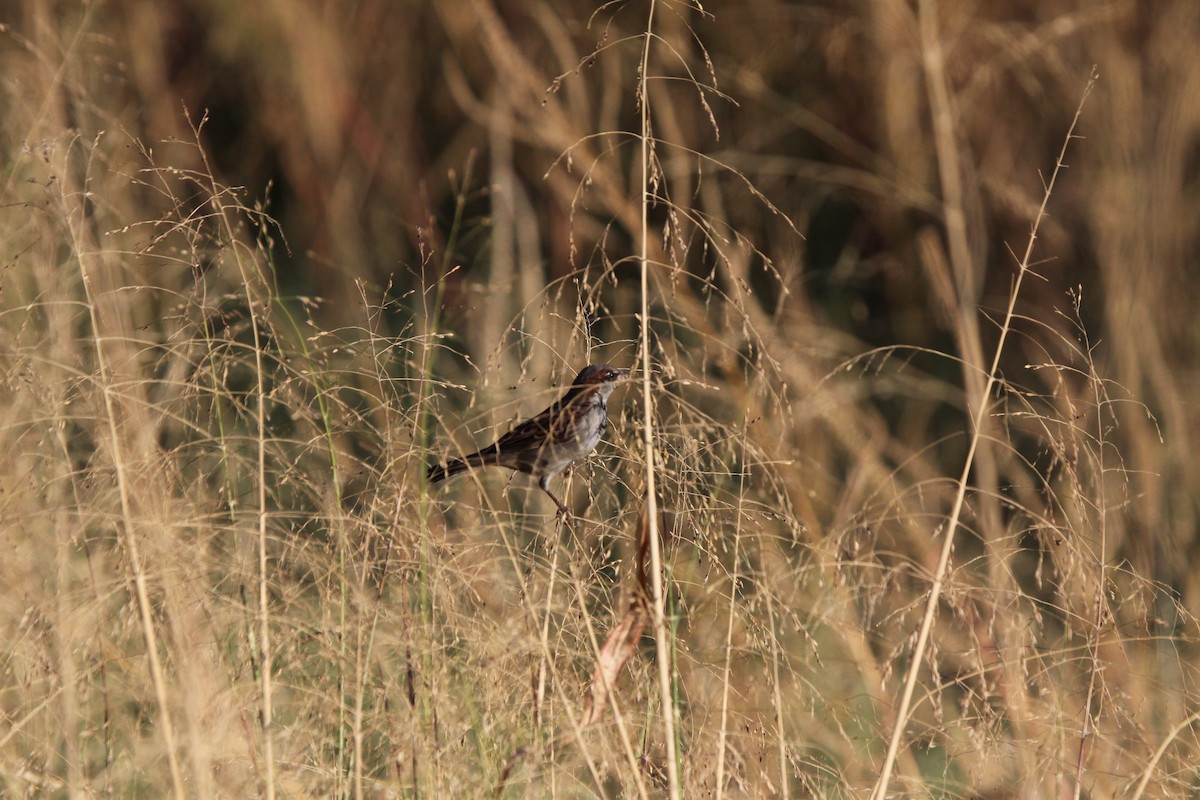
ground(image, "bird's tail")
xmin=427 ymin=455 xmax=479 ymax=484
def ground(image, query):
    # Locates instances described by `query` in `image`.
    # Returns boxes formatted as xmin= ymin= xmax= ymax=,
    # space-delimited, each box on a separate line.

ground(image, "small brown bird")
xmin=427 ymin=364 xmax=630 ymax=515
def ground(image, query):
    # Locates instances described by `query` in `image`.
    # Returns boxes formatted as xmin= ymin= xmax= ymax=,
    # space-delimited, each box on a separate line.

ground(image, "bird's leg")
xmin=538 ymin=474 xmax=572 ymax=519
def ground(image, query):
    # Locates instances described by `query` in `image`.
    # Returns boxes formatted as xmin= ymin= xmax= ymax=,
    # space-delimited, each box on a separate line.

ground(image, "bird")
xmin=427 ymin=363 xmax=630 ymax=516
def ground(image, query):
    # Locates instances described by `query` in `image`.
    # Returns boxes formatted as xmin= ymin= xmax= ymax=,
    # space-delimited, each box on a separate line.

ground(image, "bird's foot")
xmin=539 ymin=482 xmax=573 ymax=521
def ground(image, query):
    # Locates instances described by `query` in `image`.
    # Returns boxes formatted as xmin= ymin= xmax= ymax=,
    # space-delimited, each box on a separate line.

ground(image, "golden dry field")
xmin=2 ymin=1 xmax=1199 ymax=797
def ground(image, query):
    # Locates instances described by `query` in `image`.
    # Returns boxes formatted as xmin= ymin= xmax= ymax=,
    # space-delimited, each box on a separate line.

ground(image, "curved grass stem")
xmin=870 ymin=37 xmax=1099 ymax=798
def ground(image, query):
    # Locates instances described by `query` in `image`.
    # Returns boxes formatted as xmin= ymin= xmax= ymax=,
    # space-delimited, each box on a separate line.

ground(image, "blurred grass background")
xmin=2 ymin=0 xmax=1200 ymax=797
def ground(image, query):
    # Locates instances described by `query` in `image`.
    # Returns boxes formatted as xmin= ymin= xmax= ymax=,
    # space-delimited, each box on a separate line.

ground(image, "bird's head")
xmin=573 ymin=363 xmax=630 ymax=397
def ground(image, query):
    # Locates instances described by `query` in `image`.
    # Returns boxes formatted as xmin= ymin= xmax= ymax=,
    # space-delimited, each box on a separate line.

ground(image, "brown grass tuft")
xmin=2 ymin=1 xmax=1199 ymax=797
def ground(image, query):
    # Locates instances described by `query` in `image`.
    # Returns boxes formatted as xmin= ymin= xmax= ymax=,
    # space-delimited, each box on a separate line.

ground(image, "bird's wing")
xmin=487 ymin=402 xmax=557 ymax=454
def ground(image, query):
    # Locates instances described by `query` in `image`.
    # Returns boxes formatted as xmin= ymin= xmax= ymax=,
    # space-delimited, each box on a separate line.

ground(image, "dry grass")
xmin=2 ymin=1 xmax=1200 ymax=798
